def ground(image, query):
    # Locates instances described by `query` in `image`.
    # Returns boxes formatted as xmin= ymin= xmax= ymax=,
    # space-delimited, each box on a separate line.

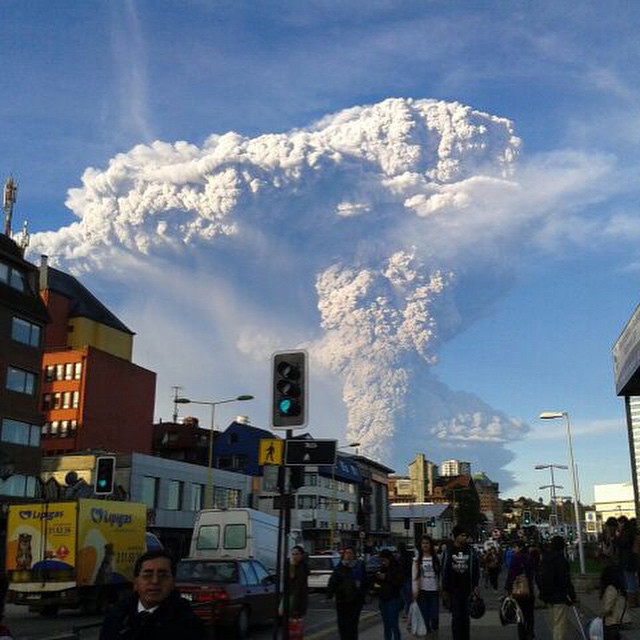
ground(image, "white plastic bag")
xmin=409 ymin=601 xmax=427 ymax=636
xmin=587 ymin=616 xmax=604 ymax=640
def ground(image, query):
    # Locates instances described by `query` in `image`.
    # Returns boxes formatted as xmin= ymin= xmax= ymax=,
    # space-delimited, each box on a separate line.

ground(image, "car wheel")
xmin=235 ymin=606 xmax=249 ymax=640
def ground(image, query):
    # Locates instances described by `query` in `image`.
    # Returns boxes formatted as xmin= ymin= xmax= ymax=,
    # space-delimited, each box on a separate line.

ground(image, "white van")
xmin=307 ymin=554 xmax=340 ymax=591
xmin=189 ymin=508 xmax=279 ymax=572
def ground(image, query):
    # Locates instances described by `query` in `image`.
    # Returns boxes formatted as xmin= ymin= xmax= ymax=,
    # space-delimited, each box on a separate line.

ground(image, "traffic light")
xmin=272 ymin=351 xmax=307 ymax=428
xmin=523 ymin=510 xmax=531 ymax=526
xmin=94 ymin=456 xmax=116 ymax=495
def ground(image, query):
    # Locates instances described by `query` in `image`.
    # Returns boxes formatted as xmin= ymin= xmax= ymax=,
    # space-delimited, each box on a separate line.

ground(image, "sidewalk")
xmin=575 ymin=585 xmax=640 ymax=639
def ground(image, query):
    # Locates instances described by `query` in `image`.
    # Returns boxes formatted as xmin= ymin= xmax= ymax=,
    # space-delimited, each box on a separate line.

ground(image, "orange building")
xmin=38 ymin=258 xmax=156 ymax=455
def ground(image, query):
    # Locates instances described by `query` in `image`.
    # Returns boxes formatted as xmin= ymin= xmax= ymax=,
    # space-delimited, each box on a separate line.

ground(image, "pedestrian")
xmin=327 ymin=546 xmax=368 ymax=640
xmin=505 ymin=539 xmax=535 ymax=640
xmin=396 ymin=542 xmax=414 ymax=616
xmin=441 ymin=525 xmax=480 ymax=640
xmin=289 ymin=545 xmax=310 ymax=617
xmin=412 ymin=534 xmax=441 ymax=635
xmin=376 ymin=549 xmax=404 ymax=640
xmin=504 ymin=543 xmax=515 ymax=574
xmin=100 ymin=549 xmax=205 ymax=640
xmin=601 ymin=517 xmax=620 ymax=564
xmin=616 ymin=516 xmax=638 ymax=608
xmin=485 ymin=546 xmax=501 ymax=592
xmin=599 ymin=564 xmax=626 ymax=640
xmin=538 ymin=536 xmax=576 ymax=640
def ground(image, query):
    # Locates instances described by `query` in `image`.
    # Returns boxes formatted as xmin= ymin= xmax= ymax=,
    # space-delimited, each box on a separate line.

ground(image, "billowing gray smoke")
xmin=31 ymin=97 xmax=532 ymax=484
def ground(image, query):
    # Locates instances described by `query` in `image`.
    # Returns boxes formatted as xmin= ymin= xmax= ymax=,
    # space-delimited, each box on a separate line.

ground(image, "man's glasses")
xmin=138 ymin=570 xmax=173 ymax=581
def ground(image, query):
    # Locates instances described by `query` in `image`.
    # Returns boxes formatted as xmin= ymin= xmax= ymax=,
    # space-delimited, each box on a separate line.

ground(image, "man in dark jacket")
xmin=327 ymin=546 xmax=368 ymax=640
xmin=441 ymin=525 xmax=480 ymax=640
xmin=100 ymin=550 xmax=205 ymax=640
xmin=539 ymin=536 xmax=576 ymax=640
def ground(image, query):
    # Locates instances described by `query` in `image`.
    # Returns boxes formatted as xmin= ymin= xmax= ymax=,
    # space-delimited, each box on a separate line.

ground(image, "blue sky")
xmin=3 ymin=1 xmax=640 ymax=503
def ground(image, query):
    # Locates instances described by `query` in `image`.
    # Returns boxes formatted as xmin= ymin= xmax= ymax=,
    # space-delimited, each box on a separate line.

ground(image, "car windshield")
xmin=176 ymin=560 xmax=238 ymax=583
xmin=308 ymin=557 xmax=337 ymax=571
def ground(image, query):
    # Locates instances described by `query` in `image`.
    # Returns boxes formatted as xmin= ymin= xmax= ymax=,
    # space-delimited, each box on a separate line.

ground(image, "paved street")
xmin=6 ymin=580 xmax=640 ymax=640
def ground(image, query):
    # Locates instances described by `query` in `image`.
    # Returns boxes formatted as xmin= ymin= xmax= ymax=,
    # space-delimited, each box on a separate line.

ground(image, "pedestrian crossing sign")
xmin=259 ymin=438 xmax=284 ymax=465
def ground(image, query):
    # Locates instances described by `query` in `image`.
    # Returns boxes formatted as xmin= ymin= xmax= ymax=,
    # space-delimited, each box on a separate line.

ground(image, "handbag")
xmin=408 ymin=601 xmax=427 ymax=636
xmin=288 ymin=617 xmax=304 ymax=640
xmin=511 ymin=573 xmax=530 ymax=599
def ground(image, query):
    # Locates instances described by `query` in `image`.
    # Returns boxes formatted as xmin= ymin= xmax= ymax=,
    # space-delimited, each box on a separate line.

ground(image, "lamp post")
xmin=535 ymin=463 xmax=567 ymax=533
xmin=329 ymin=442 xmax=360 ymax=551
xmin=539 ymin=411 xmax=586 ymax=574
xmin=176 ymin=394 xmax=254 ymax=509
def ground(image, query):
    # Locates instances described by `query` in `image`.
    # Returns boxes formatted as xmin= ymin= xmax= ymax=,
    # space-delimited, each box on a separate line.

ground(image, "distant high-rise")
xmin=440 ymin=459 xmax=471 ymax=477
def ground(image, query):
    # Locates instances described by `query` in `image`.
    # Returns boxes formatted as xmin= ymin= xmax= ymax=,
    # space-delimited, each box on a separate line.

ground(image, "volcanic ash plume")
xmin=30 ymin=97 xmax=529 ymax=479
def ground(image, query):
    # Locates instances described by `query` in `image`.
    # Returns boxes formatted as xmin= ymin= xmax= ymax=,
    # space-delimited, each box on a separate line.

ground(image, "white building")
xmin=593 ymin=482 xmax=636 ymax=525
xmin=440 ymin=459 xmax=471 ymax=477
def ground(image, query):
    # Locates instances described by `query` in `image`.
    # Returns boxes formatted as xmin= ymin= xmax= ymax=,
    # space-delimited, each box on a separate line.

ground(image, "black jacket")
xmin=374 ymin=561 xmax=404 ymax=601
xmin=327 ymin=561 xmax=368 ymax=604
xmin=99 ymin=591 xmax=206 ymax=640
xmin=289 ymin=561 xmax=310 ymax=617
xmin=538 ymin=550 xmax=576 ymax=605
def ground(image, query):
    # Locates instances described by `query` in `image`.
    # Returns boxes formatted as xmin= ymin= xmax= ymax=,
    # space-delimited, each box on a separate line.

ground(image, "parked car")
xmin=307 ymin=555 xmax=340 ymax=591
xmin=175 ymin=558 xmax=276 ymax=639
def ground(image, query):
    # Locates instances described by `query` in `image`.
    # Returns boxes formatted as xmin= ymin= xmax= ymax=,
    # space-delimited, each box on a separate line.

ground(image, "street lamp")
xmin=329 ymin=442 xmax=360 ymax=551
xmin=176 ymin=394 xmax=254 ymax=509
xmin=539 ymin=411 xmax=586 ymax=574
xmin=535 ymin=463 xmax=568 ymax=533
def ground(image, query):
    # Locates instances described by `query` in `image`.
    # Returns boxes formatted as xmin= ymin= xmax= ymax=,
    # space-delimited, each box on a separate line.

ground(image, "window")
xmin=9 ymin=268 xmax=26 ymax=291
xmin=64 ymin=363 xmax=73 ymax=380
xmin=53 ymin=393 xmax=62 ymax=409
xmin=1 ymin=419 xmax=40 ymax=447
xmin=50 ymin=421 xmax=59 ymax=435
xmin=304 ymin=472 xmax=318 ymax=486
xmin=11 ymin=317 xmax=41 ymax=347
xmin=224 ymin=524 xmax=247 ymax=550
xmin=55 ymin=364 xmax=64 ymax=381
xmin=72 ymin=391 xmax=80 ymax=408
xmin=298 ymin=495 xmax=317 ymax=509
xmin=0 ymin=474 xmax=37 ymax=497
xmin=62 ymin=392 xmax=72 ymax=409
xmin=190 ymin=484 xmax=204 ymax=511
xmin=42 ymin=394 xmax=52 ymax=410
xmin=251 ymin=560 xmax=269 ymax=583
xmin=45 ymin=365 xmax=55 ymax=381
xmin=141 ymin=476 xmax=159 ymax=508
xmin=196 ymin=525 xmax=220 ymax=550
xmin=166 ymin=480 xmax=183 ymax=510
xmin=74 ymin=362 xmax=82 ymax=380
xmin=6 ymin=367 xmax=36 ymax=395
xmin=60 ymin=420 xmax=69 ymax=436
xmin=240 ymin=561 xmax=259 ymax=586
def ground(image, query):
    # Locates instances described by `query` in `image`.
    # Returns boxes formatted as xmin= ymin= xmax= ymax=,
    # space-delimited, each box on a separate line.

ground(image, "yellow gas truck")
xmin=5 ymin=499 xmax=147 ymax=616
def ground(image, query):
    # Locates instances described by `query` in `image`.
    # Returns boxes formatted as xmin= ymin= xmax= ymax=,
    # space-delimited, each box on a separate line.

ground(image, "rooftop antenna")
xmin=17 ymin=220 xmax=30 ymax=253
xmin=3 ymin=177 xmax=17 ymax=236
xmin=171 ymin=386 xmax=183 ymax=423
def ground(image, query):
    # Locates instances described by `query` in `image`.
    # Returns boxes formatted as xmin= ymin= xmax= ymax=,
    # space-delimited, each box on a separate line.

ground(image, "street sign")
xmin=285 ymin=439 xmax=337 ymax=466
xmin=259 ymin=438 xmax=284 ymax=465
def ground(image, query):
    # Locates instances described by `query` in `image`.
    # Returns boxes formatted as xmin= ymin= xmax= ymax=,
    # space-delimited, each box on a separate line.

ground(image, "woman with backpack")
xmin=505 ymin=540 xmax=535 ymax=640
xmin=375 ymin=549 xmax=404 ymax=640
xmin=600 ymin=564 xmax=626 ymax=640
xmin=412 ymin=535 xmax=441 ymax=634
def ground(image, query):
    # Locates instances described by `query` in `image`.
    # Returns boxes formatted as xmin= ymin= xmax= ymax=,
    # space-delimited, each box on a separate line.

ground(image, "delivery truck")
xmin=189 ymin=508 xmax=279 ymax=572
xmin=5 ymin=499 xmax=147 ymax=616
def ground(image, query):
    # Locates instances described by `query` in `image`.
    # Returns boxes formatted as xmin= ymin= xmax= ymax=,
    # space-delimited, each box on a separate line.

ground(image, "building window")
xmin=62 ymin=392 xmax=72 ymax=409
xmin=190 ymin=483 xmax=204 ymax=511
xmin=53 ymin=392 xmax=62 ymax=409
xmin=141 ymin=476 xmax=159 ymax=508
xmin=70 ymin=420 xmax=78 ymax=432
xmin=64 ymin=363 xmax=73 ymax=380
xmin=50 ymin=421 xmax=59 ymax=435
xmin=55 ymin=364 xmax=64 ymax=381
xmin=45 ymin=365 xmax=55 ymax=381
xmin=298 ymin=495 xmax=317 ymax=509
xmin=166 ymin=480 xmax=183 ymax=510
xmin=60 ymin=421 xmax=69 ymax=436
xmin=11 ymin=317 xmax=41 ymax=347
xmin=0 ymin=474 xmax=37 ymax=497
xmin=6 ymin=367 xmax=36 ymax=395
xmin=74 ymin=362 xmax=82 ymax=380
xmin=42 ymin=394 xmax=52 ymax=410
xmin=1 ymin=419 xmax=40 ymax=447
xmin=304 ymin=472 xmax=318 ymax=486
xmin=72 ymin=391 xmax=80 ymax=408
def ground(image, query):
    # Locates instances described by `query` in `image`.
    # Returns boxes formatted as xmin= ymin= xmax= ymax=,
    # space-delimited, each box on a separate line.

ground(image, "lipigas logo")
xmin=90 ymin=507 xmax=132 ymax=528
xmin=19 ymin=510 xmax=64 ymax=521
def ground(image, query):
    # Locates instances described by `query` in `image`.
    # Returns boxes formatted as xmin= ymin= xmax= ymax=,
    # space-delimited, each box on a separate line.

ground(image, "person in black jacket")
xmin=327 ymin=546 xmax=368 ymax=640
xmin=505 ymin=540 xmax=535 ymax=640
xmin=289 ymin=546 xmax=310 ymax=619
xmin=375 ymin=549 xmax=404 ymax=640
xmin=100 ymin=550 xmax=205 ymax=640
xmin=441 ymin=525 xmax=480 ymax=640
xmin=538 ymin=536 xmax=576 ymax=640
